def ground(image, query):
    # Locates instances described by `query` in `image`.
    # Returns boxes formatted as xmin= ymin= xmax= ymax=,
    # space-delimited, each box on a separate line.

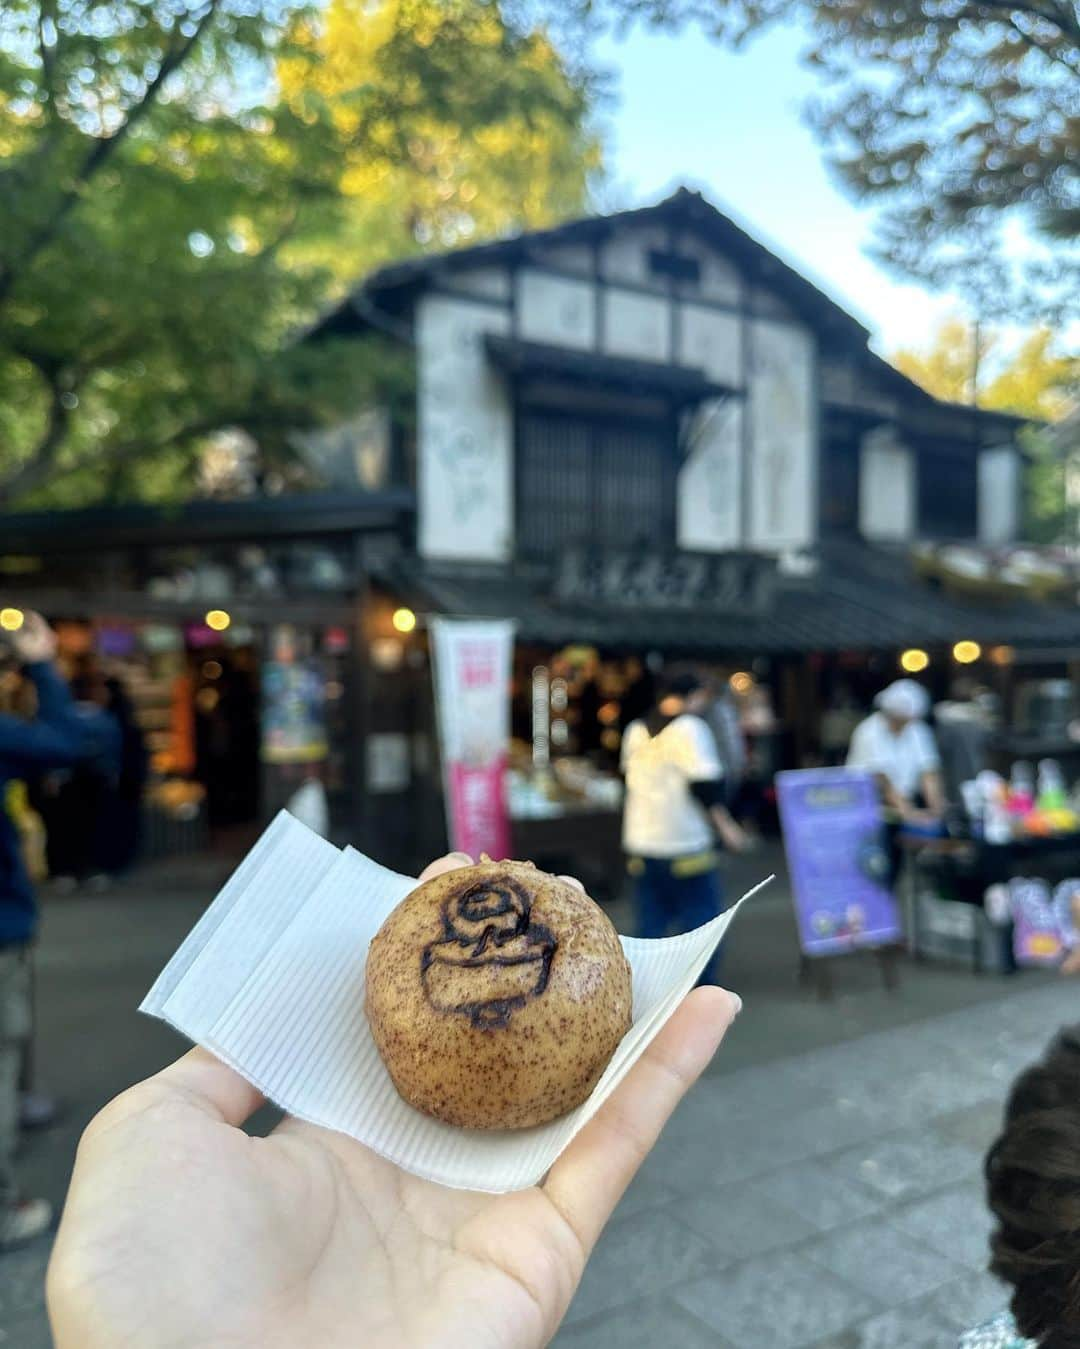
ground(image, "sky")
xmin=594 ymin=20 xmax=963 ymax=359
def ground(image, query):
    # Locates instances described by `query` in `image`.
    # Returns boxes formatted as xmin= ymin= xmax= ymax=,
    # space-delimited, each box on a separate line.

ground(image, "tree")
xmin=0 ymin=0 xmax=595 ymax=508
xmin=894 ymin=316 xmax=1079 ymax=541
xmin=893 ymin=319 xmax=1078 ymax=418
xmin=574 ymin=0 xmax=1079 ymax=318
xmin=278 ymin=0 xmax=599 ymax=283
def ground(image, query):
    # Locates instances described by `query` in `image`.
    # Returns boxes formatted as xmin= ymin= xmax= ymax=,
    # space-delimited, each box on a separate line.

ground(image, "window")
xmin=517 ymin=411 xmax=677 ymax=556
xmin=918 ymin=450 xmax=977 ymax=539
xmin=647 ymin=248 xmax=701 ymax=285
xmin=820 ymin=435 xmax=861 ymax=536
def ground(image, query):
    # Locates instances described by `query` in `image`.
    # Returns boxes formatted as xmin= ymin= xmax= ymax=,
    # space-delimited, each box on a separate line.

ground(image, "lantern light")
xmin=953 ymin=640 xmax=982 ymax=665
xmin=900 ymin=648 xmax=930 ymax=674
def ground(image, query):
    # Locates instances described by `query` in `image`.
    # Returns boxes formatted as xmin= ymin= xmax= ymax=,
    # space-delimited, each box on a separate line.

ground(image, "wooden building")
xmin=5 ymin=188 xmax=1077 ymax=876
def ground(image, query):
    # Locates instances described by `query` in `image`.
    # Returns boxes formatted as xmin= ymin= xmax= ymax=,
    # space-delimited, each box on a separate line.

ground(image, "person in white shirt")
xmin=846 ymin=679 xmax=945 ymax=824
xmin=621 ymin=672 xmax=747 ymax=969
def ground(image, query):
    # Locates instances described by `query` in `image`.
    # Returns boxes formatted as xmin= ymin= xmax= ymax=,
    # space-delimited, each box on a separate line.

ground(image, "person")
xmin=95 ymin=676 xmax=148 ymax=876
xmin=846 ymin=678 xmax=945 ymax=825
xmin=703 ymin=672 xmax=748 ymax=811
xmin=0 ymin=612 xmax=87 ymax=1250
xmin=934 ymin=677 xmax=992 ymax=808
xmin=37 ymin=664 xmax=121 ymax=888
xmin=621 ymin=670 xmax=747 ymax=963
xmin=45 ymin=851 xmax=742 ymax=1349
xmin=958 ymin=1024 xmax=1080 ymax=1348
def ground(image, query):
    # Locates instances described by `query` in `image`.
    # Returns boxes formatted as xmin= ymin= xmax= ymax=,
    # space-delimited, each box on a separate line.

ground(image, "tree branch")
xmin=0 ymin=365 xmax=74 ymax=506
xmin=37 ymin=0 xmax=58 ymax=113
xmin=0 ymin=0 xmax=221 ymax=307
xmin=966 ymin=0 xmax=1080 ymax=51
xmin=10 ymin=405 xmax=306 ymax=503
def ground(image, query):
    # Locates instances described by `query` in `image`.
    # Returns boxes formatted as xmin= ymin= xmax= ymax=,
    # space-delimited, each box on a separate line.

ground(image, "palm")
xmin=48 ymin=851 xmax=738 ymax=1349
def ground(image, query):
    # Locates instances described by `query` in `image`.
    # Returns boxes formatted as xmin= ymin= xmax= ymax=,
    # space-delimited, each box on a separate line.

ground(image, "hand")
xmin=47 ymin=854 xmax=740 ymax=1349
xmin=11 ymin=611 xmax=57 ymax=664
xmin=713 ymin=810 xmax=750 ymax=854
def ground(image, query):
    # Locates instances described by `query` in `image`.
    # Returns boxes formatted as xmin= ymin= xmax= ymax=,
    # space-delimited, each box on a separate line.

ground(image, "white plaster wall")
xmin=978 ymin=445 xmax=1021 ymax=544
xmin=417 ymin=294 xmax=512 ymax=561
xmin=517 ymin=267 xmax=595 ymax=350
xmin=860 ymin=426 xmax=915 ymax=540
xmin=602 ymin=287 xmax=671 ymax=361
xmin=530 ymin=242 xmax=592 ymax=275
xmin=600 ymin=224 xmax=669 ymax=286
xmin=671 ymin=233 xmax=742 ymax=305
xmin=677 ymin=304 xmax=741 ymax=387
xmin=678 ymin=397 xmax=743 ymax=552
xmin=747 ymin=318 xmax=816 ymax=550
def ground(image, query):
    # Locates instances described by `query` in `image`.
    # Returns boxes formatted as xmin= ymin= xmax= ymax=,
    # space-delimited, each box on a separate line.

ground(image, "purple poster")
xmin=776 ymin=768 xmax=902 ymax=956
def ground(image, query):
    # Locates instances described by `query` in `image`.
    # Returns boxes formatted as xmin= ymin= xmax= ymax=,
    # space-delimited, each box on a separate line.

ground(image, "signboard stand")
xmin=797 ymin=947 xmax=899 ymax=1001
xmin=778 ymin=768 xmax=905 ymax=997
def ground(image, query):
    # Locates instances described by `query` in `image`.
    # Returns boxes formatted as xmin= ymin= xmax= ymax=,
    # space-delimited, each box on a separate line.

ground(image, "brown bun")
xmin=365 ymin=857 xmax=633 ymax=1129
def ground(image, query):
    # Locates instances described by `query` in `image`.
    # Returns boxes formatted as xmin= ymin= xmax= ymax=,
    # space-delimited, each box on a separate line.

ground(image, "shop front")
xmin=0 ymin=492 xmax=413 ymax=864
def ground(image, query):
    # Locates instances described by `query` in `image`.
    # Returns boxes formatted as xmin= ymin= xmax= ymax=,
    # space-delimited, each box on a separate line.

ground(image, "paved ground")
xmin=2 ymin=843 xmax=1068 ymax=1347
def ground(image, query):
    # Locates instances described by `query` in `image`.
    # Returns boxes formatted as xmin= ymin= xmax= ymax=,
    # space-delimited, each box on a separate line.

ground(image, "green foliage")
xmin=892 ymin=319 xmax=1079 ymax=419
xmin=0 ymin=0 xmax=594 ymax=507
xmin=578 ymin=0 xmax=1080 ymax=318
xmin=1023 ymin=426 xmax=1071 ymax=543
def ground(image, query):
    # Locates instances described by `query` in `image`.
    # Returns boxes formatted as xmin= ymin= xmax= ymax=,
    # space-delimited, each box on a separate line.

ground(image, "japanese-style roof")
xmin=316 ymin=186 xmax=872 ymax=348
xmin=379 ymin=540 xmax=1080 ymax=656
xmin=312 ymin=187 xmax=1030 ymax=436
xmin=484 ymin=335 xmax=733 ymax=403
xmin=0 ymin=489 xmax=415 ymax=553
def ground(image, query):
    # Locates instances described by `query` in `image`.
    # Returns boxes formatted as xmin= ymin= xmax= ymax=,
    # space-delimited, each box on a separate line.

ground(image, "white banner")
xmin=430 ymin=618 xmax=514 ymax=860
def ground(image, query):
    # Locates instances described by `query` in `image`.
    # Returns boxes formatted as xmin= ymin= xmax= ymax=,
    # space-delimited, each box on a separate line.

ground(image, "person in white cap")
xmin=846 ymin=679 xmax=945 ymax=825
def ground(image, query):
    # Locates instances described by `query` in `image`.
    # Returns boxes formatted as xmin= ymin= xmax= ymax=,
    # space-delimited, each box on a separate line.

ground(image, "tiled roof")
xmin=383 ymin=541 xmax=1080 ymax=655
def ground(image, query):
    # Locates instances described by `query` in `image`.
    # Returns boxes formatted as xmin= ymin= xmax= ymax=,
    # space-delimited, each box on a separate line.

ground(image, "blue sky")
xmin=595 ymin=20 xmax=962 ymax=357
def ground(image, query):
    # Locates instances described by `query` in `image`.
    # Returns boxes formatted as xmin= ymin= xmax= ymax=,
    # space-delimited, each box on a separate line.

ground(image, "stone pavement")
xmin=554 ymin=980 xmax=1079 ymax=1348
xmin=2 ymin=848 xmax=1072 ymax=1347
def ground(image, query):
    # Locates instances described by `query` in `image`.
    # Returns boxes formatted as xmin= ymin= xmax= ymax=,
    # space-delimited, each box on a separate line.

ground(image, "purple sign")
xmin=1010 ymin=879 xmax=1063 ymax=966
xmin=776 ymin=768 xmax=902 ymax=956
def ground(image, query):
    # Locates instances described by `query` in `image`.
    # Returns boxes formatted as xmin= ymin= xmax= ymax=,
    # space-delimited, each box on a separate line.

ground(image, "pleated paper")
xmin=142 ymin=812 xmax=765 ymax=1192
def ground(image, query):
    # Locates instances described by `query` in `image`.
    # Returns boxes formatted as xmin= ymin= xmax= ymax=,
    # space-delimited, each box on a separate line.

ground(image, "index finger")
xmin=542 ymin=985 xmax=739 ymax=1254
xmin=148 ymin=1046 xmax=266 ymax=1127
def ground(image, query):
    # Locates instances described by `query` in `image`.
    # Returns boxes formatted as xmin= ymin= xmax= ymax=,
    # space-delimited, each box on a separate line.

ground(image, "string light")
xmin=989 ymin=645 xmax=1014 ymax=667
xmin=392 ymin=607 xmax=416 ymax=634
xmin=953 ymin=640 xmax=982 ymax=665
xmin=729 ymin=672 xmax=753 ymax=694
xmin=205 ymin=609 xmax=231 ymax=632
xmin=0 ymin=608 xmax=24 ymax=632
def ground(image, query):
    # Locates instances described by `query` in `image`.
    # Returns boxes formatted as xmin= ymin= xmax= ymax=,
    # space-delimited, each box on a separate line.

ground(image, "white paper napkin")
xmin=142 ymin=812 xmax=766 ymax=1193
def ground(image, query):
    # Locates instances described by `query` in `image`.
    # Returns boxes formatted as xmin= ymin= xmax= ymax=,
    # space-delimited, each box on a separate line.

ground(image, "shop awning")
xmin=484 ymin=335 xmax=735 ymax=405
xmin=379 ymin=541 xmax=1080 ymax=657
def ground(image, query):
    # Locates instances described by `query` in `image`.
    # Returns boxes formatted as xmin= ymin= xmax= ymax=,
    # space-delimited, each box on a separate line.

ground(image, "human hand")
xmin=714 ymin=810 xmax=750 ymax=854
xmin=47 ymin=854 xmax=740 ymax=1349
xmin=11 ymin=611 xmax=56 ymax=664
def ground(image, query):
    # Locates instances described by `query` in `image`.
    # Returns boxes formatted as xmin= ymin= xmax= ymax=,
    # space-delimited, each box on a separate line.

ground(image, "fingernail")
xmin=447 ymin=851 xmax=473 ymax=865
xmin=729 ymin=993 xmax=743 ymax=1017
xmin=558 ymin=874 xmax=586 ymax=892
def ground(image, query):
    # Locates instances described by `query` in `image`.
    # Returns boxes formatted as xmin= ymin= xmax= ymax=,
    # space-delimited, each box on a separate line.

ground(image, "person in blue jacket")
xmin=0 ymin=612 xmax=86 ymax=1251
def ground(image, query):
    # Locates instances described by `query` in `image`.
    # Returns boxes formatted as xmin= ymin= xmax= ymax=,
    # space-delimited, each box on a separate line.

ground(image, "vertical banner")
xmin=776 ymin=767 xmax=901 ymax=955
xmin=431 ymin=618 xmax=514 ymax=860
